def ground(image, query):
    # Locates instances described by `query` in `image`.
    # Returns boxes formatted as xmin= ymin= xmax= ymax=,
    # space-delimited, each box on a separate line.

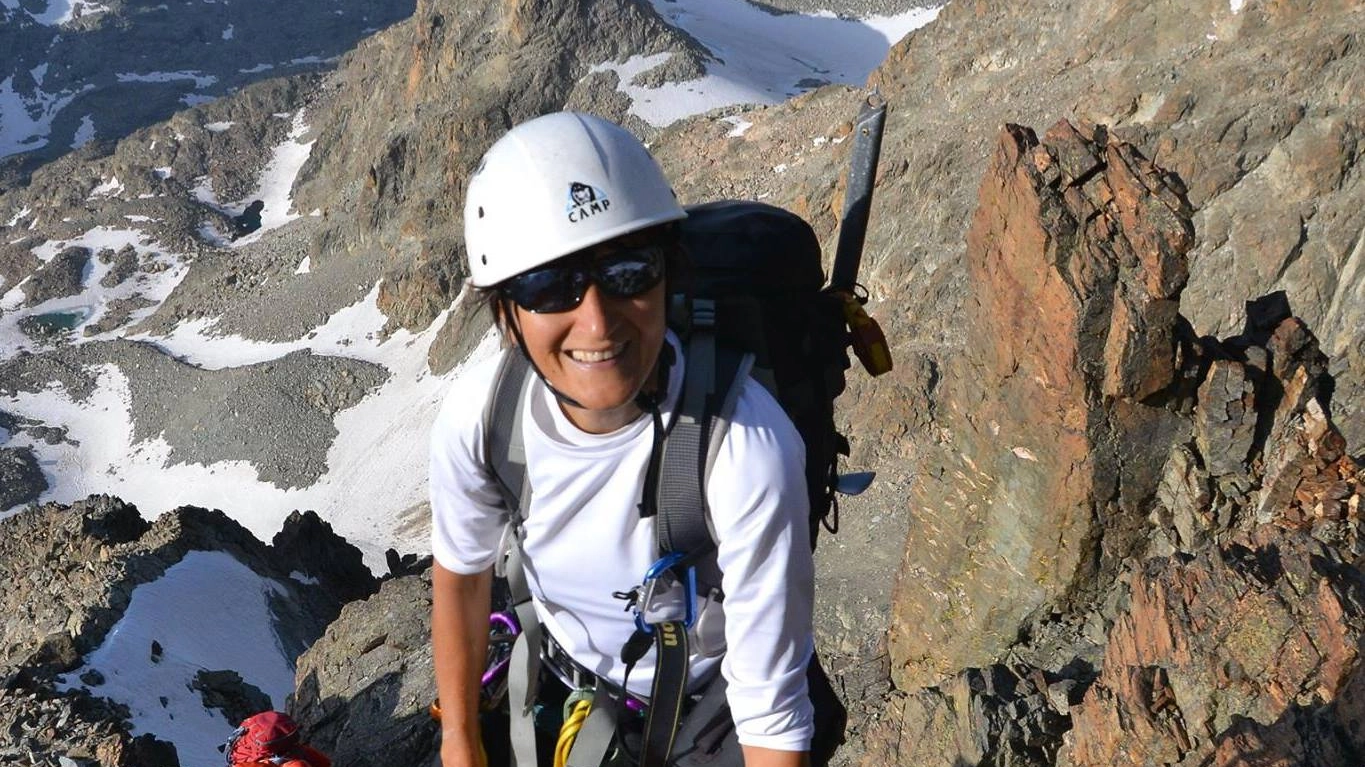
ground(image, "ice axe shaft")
xmin=830 ymin=92 xmax=887 ymax=292
xmin=828 ymin=92 xmax=893 ymax=377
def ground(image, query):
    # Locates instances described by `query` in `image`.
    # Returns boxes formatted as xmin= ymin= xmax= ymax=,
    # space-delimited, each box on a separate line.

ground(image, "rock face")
xmin=862 ymin=119 xmax=1365 ymax=765
xmin=0 ymin=495 xmax=378 ymax=764
xmin=292 ymin=567 xmax=438 ymax=767
xmin=0 ymin=444 xmax=46 ymax=509
xmin=889 ymin=120 xmax=1195 ymax=688
xmin=1068 ymin=526 xmax=1365 ymax=766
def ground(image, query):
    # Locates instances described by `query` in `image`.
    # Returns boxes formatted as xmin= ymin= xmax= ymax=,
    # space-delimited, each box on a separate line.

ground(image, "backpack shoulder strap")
xmin=657 ymin=301 xmax=752 ymax=557
xmin=483 ymin=347 xmax=535 ymax=522
xmin=481 ymin=348 xmax=545 ymax=767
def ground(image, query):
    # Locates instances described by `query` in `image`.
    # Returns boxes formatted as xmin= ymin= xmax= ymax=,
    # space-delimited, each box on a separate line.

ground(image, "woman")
xmin=429 ymin=112 xmax=817 ymax=767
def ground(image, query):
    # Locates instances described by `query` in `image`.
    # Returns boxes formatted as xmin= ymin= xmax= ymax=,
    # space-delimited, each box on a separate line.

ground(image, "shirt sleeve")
xmin=429 ymin=352 xmax=512 ymax=575
xmin=706 ymin=376 xmax=816 ymax=751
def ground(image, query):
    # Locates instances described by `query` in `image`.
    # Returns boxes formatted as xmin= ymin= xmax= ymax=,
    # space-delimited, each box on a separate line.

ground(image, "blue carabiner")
xmin=633 ymin=552 xmax=698 ymax=634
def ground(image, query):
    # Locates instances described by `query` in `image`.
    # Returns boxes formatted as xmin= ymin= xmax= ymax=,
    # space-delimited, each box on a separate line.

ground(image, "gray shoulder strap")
xmin=484 ymin=348 xmax=535 ymax=522
xmin=657 ymin=318 xmax=752 ymax=556
xmin=483 ymin=349 xmax=543 ymax=766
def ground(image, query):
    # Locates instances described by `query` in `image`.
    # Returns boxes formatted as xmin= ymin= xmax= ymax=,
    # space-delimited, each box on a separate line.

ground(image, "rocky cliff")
xmin=0 ymin=496 xmax=375 ymax=765
xmin=853 ymin=117 xmax=1365 ymax=765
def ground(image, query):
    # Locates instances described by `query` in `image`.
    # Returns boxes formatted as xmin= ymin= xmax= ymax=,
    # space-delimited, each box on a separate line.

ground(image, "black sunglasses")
xmin=500 ymin=244 xmax=666 ymax=314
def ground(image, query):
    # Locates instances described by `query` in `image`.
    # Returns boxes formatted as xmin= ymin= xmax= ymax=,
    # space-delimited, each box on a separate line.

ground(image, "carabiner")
xmin=481 ymin=611 xmax=520 ymax=698
xmin=632 ymin=552 xmax=699 ymax=634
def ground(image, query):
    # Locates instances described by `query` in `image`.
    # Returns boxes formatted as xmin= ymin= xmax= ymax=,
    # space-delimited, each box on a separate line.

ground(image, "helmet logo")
xmin=566 ymin=182 xmax=611 ymax=223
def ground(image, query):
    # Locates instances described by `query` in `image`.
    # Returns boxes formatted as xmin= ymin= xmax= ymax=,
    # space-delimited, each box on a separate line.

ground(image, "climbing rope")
xmin=554 ymin=689 xmax=595 ymax=767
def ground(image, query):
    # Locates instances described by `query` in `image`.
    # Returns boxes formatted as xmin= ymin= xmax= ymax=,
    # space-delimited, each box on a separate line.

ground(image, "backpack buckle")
xmin=632 ymin=551 xmax=699 ymax=633
xmin=690 ymin=298 xmax=716 ymax=330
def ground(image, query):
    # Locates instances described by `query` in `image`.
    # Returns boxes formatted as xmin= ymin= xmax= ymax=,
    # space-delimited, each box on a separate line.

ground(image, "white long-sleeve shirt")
xmin=429 ymin=334 xmax=815 ymax=751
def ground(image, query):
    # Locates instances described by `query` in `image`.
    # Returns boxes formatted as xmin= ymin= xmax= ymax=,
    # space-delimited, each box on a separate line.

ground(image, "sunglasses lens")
xmin=502 ymin=244 xmax=666 ymax=313
xmin=596 ymin=246 xmax=664 ymax=298
xmin=504 ymin=267 xmax=584 ymax=314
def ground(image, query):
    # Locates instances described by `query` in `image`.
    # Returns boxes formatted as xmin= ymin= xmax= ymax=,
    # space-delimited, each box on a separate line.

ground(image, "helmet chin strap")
xmin=499 ymin=296 xmax=672 ymax=416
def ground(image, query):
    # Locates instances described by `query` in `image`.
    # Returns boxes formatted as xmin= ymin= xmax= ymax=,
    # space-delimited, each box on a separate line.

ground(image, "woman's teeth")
xmin=569 ymin=344 xmax=624 ymax=363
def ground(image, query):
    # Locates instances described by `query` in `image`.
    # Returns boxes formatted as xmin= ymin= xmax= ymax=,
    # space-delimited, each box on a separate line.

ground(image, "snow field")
xmin=191 ymin=109 xmax=316 ymax=247
xmin=58 ymin=551 xmax=297 ymax=765
xmin=594 ymin=0 xmax=941 ymax=126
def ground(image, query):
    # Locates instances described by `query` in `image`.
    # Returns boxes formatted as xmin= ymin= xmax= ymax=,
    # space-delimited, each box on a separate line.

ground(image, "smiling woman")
xmin=428 ymin=112 xmax=824 ymax=767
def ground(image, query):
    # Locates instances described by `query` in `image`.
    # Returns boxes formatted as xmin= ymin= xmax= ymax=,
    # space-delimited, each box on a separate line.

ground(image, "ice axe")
xmin=828 ymin=91 xmax=893 ymax=379
xmin=820 ymin=92 xmax=894 ymax=513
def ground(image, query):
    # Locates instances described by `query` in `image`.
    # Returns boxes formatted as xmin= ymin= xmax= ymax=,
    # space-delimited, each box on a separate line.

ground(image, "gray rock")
xmin=83 ymin=295 xmax=156 ymax=337
xmin=0 ymin=446 xmax=45 ymax=511
xmin=293 ymin=569 xmax=438 ymax=766
xmin=22 ymin=247 xmax=89 ymax=307
xmin=98 ymin=246 xmax=139 ymax=289
xmin=191 ymin=669 xmax=272 ymax=728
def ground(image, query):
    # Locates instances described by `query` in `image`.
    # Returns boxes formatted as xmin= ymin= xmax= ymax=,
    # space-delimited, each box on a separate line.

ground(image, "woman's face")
xmin=507 ymin=241 xmax=668 ymax=435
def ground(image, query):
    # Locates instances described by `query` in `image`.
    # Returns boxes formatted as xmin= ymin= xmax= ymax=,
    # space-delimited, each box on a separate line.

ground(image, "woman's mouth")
xmin=568 ymin=343 xmax=626 ymax=363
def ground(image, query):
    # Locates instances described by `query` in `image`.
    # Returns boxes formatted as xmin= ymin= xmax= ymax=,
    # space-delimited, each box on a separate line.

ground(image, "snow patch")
xmin=1230 ymin=0 xmax=1245 ymax=11
xmin=89 ymin=175 xmax=124 ymax=198
xmin=204 ymin=121 xmax=235 ymax=133
xmin=6 ymin=206 xmax=32 ymax=227
xmin=721 ymin=115 xmax=753 ymax=137
xmin=58 ymin=551 xmax=296 ymax=765
xmin=117 ymin=71 xmax=218 ymax=89
xmin=70 ymin=114 xmax=96 ymax=148
xmin=228 ymin=110 xmax=316 ymax=246
xmin=294 ymin=256 xmax=311 ymax=275
xmin=27 ymin=0 xmax=109 ymax=25
xmin=0 ymin=75 xmax=93 ymax=158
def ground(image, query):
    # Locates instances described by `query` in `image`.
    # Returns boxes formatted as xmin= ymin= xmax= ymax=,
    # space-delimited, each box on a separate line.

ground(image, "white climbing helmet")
xmin=463 ymin=111 xmax=687 ymax=288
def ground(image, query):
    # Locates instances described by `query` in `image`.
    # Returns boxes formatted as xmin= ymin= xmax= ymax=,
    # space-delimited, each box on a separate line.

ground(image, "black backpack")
xmin=663 ymin=199 xmax=854 ymax=549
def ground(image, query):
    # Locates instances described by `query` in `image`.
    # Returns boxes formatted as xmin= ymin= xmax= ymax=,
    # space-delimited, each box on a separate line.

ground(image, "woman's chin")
xmin=559 ymin=391 xmax=643 ymax=433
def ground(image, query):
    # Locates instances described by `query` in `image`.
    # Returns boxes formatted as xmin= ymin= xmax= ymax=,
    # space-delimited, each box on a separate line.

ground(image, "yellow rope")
xmin=554 ymin=698 xmax=593 ymax=767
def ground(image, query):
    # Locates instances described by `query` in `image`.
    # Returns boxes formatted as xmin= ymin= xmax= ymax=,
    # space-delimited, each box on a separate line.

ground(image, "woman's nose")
xmin=572 ymin=283 xmax=611 ymax=334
